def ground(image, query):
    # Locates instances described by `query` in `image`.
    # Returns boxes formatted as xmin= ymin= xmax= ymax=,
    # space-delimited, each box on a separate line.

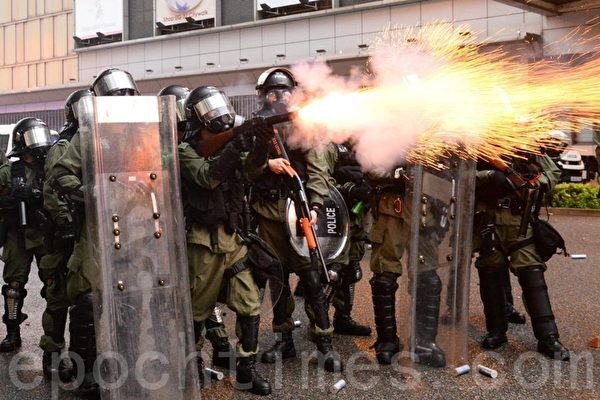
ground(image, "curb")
xmin=548 ymin=208 xmax=600 ymax=217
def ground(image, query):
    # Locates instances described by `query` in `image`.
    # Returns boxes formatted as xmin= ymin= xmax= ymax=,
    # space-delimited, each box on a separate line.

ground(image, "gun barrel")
xmin=262 ymin=111 xmax=297 ymax=127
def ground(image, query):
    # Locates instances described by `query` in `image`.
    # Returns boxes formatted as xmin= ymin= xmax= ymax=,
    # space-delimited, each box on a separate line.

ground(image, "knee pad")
xmin=417 ymin=270 xmax=442 ymax=295
xmin=369 ymin=272 xmax=399 ymax=295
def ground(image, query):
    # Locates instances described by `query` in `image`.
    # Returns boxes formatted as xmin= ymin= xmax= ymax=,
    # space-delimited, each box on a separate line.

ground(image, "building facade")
xmin=0 ymin=0 xmax=76 ymax=128
xmin=0 ymin=0 xmax=598 ymax=129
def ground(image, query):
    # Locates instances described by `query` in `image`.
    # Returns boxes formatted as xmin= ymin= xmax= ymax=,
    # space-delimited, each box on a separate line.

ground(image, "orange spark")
xmin=288 ymin=23 xmax=600 ymax=170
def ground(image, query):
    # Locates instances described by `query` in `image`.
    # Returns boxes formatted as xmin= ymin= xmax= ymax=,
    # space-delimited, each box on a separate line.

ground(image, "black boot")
xmin=477 ymin=267 xmax=508 ymax=349
xmin=261 ymin=331 xmax=296 ymax=363
xmin=0 ymin=285 xmax=27 ymax=352
xmin=299 ymin=270 xmax=343 ymax=372
xmin=193 ymin=320 xmax=208 ymax=387
xmin=42 ymin=308 xmax=73 ymax=381
xmin=262 ymin=271 xmax=296 ymax=364
xmin=212 ymin=337 xmax=235 ymax=371
xmin=413 ymin=270 xmax=446 ymax=368
xmin=506 ymin=303 xmax=527 ymax=325
xmin=69 ymin=293 xmax=99 ymax=399
xmin=370 ymin=272 xmax=402 ymax=365
xmin=517 ymin=267 xmax=570 ymax=361
xmin=205 ymin=307 xmax=235 ymax=371
xmin=333 ymin=264 xmax=371 ymax=336
xmin=500 ymin=267 xmax=526 ymax=324
xmin=235 ymin=315 xmax=271 ymax=395
xmin=333 ymin=316 xmax=372 ymax=336
xmin=314 ymin=334 xmax=343 ymax=373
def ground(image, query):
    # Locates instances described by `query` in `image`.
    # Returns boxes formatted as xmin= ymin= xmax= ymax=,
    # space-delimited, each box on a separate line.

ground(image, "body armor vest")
xmin=183 ymin=137 xmax=244 ymax=233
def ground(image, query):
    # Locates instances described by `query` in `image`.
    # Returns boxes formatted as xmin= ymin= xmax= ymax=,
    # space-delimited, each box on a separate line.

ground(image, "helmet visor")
xmin=192 ymin=91 xmax=235 ymax=124
xmin=93 ymin=71 xmax=139 ymax=96
xmin=175 ymin=98 xmax=187 ymax=123
xmin=23 ymin=125 xmax=52 ymax=149
xmin=266 ymin=88 xmax=292 ymax=104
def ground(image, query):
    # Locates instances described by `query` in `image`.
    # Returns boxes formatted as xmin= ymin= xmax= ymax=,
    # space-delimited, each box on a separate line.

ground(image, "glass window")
xmin=28 ymin=64 xmax=37 ymax=87
xmin=62 ymin=57 xmax=77 ymax=83
xmin=12 ymin=0 xmax=28 ymax=20
xmin=41 ymin=17 xmax=54 ymax=59
xmin=0 ymin=68 xmax=11 ymax=91
xmin=13 ymin=65 xmax=28 ymax=90
xmin=15 ymin=23 xmax=24 ymax=63
xmin=45 ymin=60 xmax=62 ymax=85
xmin=37 ymin=62 xmax=45 ymax=86
xmin=4 ymin=25 xmax=16 ymax=65
xmin=0 ymin=2 xmax=11 ymax=24
xmin=24 ymin=20 xmax=41 ymax=61
xmin=45 ymin=0 xmax=62 ymax=13
xmin=54 ymin=14 xmax=67 ymax=57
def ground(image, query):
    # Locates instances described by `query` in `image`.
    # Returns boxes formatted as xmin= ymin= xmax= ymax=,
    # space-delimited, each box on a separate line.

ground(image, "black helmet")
xmin=256 ymin=68 xmax=296 ymax=113
xmin=9 ymin=118 xmax=52 ymax=157
xmin=91 ymin=68 xmax=139 ymax=96
xmin=158 ymin=85 xmax=190 ymax=124
xmin=64 ymin=89 xmax=94 ymax=122
xmin=256 ymin=68 xmax=296 ymax=96
xmin=184 ymin=86 xmax=236 ymax=133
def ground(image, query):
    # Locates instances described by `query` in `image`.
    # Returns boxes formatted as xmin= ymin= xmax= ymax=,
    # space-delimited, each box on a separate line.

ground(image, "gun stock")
xmin=196 ymin=111 xmax=297 ymax=158
xmin=272 ymin=132 xmax=331 ymax=285
xmin=485 ymin=157 xmax=527 ymax=190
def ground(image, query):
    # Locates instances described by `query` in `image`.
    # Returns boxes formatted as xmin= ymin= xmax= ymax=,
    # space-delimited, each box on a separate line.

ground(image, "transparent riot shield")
xmin=77 ymin=96 xmax=200 ymax=399
xmin=285 ymin=183 xmax=350 ymax=261
xmin=405 ymin=157 xmax=475 ymax=368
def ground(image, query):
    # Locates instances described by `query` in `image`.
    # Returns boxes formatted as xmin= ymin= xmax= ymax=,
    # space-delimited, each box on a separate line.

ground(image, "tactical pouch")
xmin=532 ymin=219 xmax=567 ymax=262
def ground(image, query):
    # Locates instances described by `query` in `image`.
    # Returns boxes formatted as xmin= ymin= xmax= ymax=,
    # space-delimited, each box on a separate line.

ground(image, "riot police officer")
xmin=474 ymin=153 xmax=570 ymax=360
xmin=0 ymin=118 xmax=51 ymax=352
xmin=326 ymin=142 xmax=372 ymax=336
xmin=368 ymin=165 xmax=446 ymax=367
xmin=252 ymin=68 xmax=343 ymax=372
xmin=180 ymin=85 xmax=271 ymax=395
xmin=39 ymin=88 xmax=93 ymax=380
xmin=49 ymin=68 xmax=140 ymax=397
xmin=158 ymin=84 xmax=235 ymax=371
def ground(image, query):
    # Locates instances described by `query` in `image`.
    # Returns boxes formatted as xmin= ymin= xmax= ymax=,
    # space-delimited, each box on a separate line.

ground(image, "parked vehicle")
xmin=546 ymin=130 xmax=588 ymax=183
xmin=557 ymin=149 xmax=587 ymax=183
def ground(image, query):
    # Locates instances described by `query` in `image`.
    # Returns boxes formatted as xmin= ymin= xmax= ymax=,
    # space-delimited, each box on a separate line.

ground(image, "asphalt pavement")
xmin=0 ymin=213 xmax=598 ymax=399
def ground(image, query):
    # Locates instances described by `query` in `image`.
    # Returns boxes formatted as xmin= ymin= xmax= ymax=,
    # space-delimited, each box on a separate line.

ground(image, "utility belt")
xmin=496 ymin=196 xmax=523 ymax=215
xmin=253 ymin=187 xmax=287 ymax=203
xmin=372 ymin=183 xmax=405 ymax=219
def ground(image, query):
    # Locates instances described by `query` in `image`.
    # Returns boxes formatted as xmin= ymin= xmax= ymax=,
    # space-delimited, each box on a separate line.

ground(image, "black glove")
xmin=207 ymin=140 xmax=242 ymax=182
xmin=349 ymin=182 xmax=371 ymax=202
xmin=233 ymin=131 xmax=252 ymax=152
xmin=247 ymin=121 xmax=274 ymax=168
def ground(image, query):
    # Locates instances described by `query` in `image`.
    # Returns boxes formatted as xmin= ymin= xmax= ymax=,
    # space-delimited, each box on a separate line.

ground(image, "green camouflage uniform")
xmin=474 ymin=155 xmax=560 ymax=272
xmin=0 ymin=163 xmax=46 ymax=284
xmin=48 ymin=132 xmax=96 ymax=302
xmin=38 ymin=138 xmax=75 ymax=352
xmin=179 ymin=141 xmax=264 ymax=357
xmin=252 ymin=143 xmax=331 ymax=335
